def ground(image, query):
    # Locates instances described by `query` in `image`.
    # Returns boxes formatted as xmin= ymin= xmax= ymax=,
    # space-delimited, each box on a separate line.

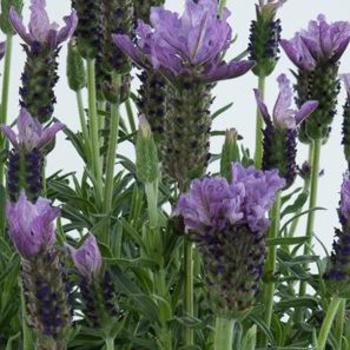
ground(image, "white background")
xmin=2 ymin=0 xmax=350 ymax=255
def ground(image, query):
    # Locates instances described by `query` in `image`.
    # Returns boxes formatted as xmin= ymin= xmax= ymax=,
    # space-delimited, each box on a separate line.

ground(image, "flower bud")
xmin=136 ymin=115 xmax=160 ymax=184
xmin=220 ymin=129 xmax=240 ymax=181
xmin=0 ymin=0 xmax=23 ymax=35
xmin=67 ymin=39 xmax=86 ymax=92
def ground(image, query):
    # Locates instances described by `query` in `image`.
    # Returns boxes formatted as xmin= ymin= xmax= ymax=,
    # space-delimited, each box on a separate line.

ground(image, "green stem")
xmin=299 ymin=138 xmax=321 ymax=299
xmin=184 ymin=239 xmax=194 ymax=346
xmin=20 ymin=279 xmax=33 ymax=350
xmin=259 ymin=192 xmax=281 ymax=349
xmin=76 ymin=90 xmax=89 ymax=141
xmin=86 ymin=59 xmax=103 ymax=206
xmin=254 ymin=76 xmax=266 ymax=169
xmin=317 ymin=297 xmax=342 ymax=350
xmin=214 ymin=317 xmax=235 ymax=350
xmin=105 ymin=337 xmax=115 ymax=350
xmin=335 ymin=298 xmax=346 ymax=350
xmin=103 ymin=100 xmax=120 ymax=243
xmin=0 ymin=34 xmax=13 ymax=235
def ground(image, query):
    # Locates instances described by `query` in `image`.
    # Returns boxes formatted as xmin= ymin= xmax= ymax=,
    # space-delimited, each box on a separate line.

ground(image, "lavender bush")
xmin=1 ymin=0 xmax=350 ymax=349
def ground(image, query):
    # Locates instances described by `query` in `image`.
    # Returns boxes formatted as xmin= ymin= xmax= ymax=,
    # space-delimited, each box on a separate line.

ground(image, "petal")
xmin=294 ymin=100 xmax=319 ymax=125
xmin=112 ymin=34 xmax=146 ymax=68
xmin=29 ymin=0 xmax=51 ymax=43
xmin=56 ymin=11 xmax=78 ymax=46
xmin=273 ymin=74 xmax=292 ymax=120
xmin=1 ymin=125 xmax=18 ymax=148
xmin=253 ymin=89 xmax=271 ymax=124
xmin=202 ymin=60 xmax=254 ymax=82
xmin=37 ymin=122 xmax=65 ymax=149
xmin=17 ymin=108 xmax=43 ymax=150
xmin=9 ymin=8 xmax=32 ymax=45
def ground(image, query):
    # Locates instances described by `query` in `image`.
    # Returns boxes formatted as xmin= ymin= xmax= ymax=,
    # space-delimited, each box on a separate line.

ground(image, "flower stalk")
xmin=255 ymin=76 xmax=265 ymax=168
xmin=214 ymin=317 xmax=235 ymax=350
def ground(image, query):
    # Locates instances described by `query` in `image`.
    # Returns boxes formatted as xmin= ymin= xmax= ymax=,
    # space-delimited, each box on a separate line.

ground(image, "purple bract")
xmin=281 ymin=15 xmax=350 ymax=71
xmin=254 ymin=73 xmax=318 ymax=129
xmin=113 ymin=0 xmax=254 ymax=82
xmin=69 ymin=233 xmax=102 ymax=281
xmin=1 ymin=108 xmax=65 ymax=152
xmin=6 ymin=192 xmax=59 ymax=259
xmin=175 ymin=163 xmax=285 ymax=235
xmin=9 ymin=0 xmax=77 ymax=49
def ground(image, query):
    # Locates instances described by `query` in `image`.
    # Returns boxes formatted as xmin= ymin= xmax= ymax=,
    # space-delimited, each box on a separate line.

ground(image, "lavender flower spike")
xmin=1 ymin=108 xmax=65 ymax=152
xmin=0 ymin=41 xmax=5 ymax=60
xmin=9 ymin=0 xmax=78 ymax=49
xmin=6 ymin=192 xmax=59 ymax=259
xmin=281 ymin=15 xmax=350 ymax=71
xmin=254 ymin=74 xmax=318 ymax=129
xmin=70 ymin=233 xmax=102 ymax=281
xmin=341 ymin=74 xmax=350 ymax=98
xmin=175 ymin=163 xmax=284 ymax=315
xmin=113 ymin=0 xmax=254 ymax=83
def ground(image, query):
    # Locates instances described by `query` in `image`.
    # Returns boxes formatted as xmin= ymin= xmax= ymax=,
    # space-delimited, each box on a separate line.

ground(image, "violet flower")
xmin=0 ymin=41 xmax=5 ymax=60
xmin=9 ymin=0 xmax=77 ymax=49
xmin=281 ymin=15 xmax=350 ymax=71
xmin=254 ymin=74 xmax=318 ymax=129
xmin=113 ymin=0 xmax=254 ymax=83
xmin=175 ymin=163 xmax=285 ymax=235
xmin=6 ymin=192 xmax=59 ymax=259
xmin=70 ymin=233 xmax=102 ymax=281
xmin=1 ymin=108 xmax=65 ymax=153
xmin=175 ymin=163 xmax=284 ymax=314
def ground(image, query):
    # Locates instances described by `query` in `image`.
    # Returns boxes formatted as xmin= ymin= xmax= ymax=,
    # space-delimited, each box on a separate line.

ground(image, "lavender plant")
xmin=1 ymin=0 xmax=350 ymax=349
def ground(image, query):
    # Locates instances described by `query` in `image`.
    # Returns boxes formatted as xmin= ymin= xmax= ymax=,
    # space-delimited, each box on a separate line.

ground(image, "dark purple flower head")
xmin=340 ymin=173 xmax=350 ymax=220
xmin=341 ymin=74 xmax=350 ymax=98
xmin=0 ymin=41 xmax=5 ymax=60
xmin=6 ymin=192 xmax=59 ymax=259
xmin=281 ymin=15 xmax=350 ymax=71
xmin=113 ymin=0 xmax=254 ymax=82
xmin=9 ymin=0 xmax=78 ymax=49
xmin=1 ymin=108 xmax=64 ymax=152
xmin=69 ymin=233 xmax=102 ymax=281
xmin=254 ymin=74 xmax=318 ymax=129
xmin=175 ymin=163 xmax=285 ymax=235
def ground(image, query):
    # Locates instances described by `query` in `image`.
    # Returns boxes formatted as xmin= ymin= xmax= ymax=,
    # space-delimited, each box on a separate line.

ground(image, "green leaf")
xmin=211 ymin=102 xmax=234 ymax=120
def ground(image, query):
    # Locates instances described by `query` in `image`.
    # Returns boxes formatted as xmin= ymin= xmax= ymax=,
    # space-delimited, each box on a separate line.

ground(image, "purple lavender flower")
xmin=254 ymin=74 xmax=318 ymax=129
xmin=1 ymin=108 xmax=64 ymax=152
xmin=6 ymin=192 xmax=59 ymax=259
xmin=281 ymin=15 xmax=350 ymax=71
xmin=257 ymin=0 xmax=286 ymax=17
xmin=0 ymin=41 xmax=5 ymax=60
xmin=113 ymin=0 xmax=254 ymax=82
xmin=9 ymin=0 xmax=77 ymax=49
xmin=69 ymin=233 xmax=102 ymax=281
xmin=175 ymin=163 xmax=285 ymax=235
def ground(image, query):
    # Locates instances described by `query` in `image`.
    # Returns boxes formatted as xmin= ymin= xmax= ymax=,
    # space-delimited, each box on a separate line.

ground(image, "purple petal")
xmin=0 ymin=125 xmax=18 ymax=148
xmin=17 ymin=108 xmax=43 ymax=151
xmin=294 ymin=101 xmax=319 ymax=125
xmin=253 ymin=89 xmax=271 ymax=124
xmin=112 ymin=34 xmax=146 ymax=68
xmin=202 ymin=60 xmax=254 ymax=83
xmin=37 ymin=122 xmax=65 ymax=149
xmin=29 ymin=0 xmax=53 ymax=43
xmin=9 ymin=8 xmax=32 ymax=45
xmin=6 ymin=192 xmax=58 ymax=259
xmin=70 ymin=233 xmax=102 ymax=280
xmin=341 ymin=173 xmax=350 ymax=220
xmin=273 ymin=74 xmax=292 ymax=121
xmin=56 ymin=11 xmax=78 ymax=46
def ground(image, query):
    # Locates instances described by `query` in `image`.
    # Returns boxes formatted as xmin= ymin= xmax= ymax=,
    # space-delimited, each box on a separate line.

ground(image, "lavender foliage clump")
xmin=175 ymin=163 xmax=285 ymax=316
